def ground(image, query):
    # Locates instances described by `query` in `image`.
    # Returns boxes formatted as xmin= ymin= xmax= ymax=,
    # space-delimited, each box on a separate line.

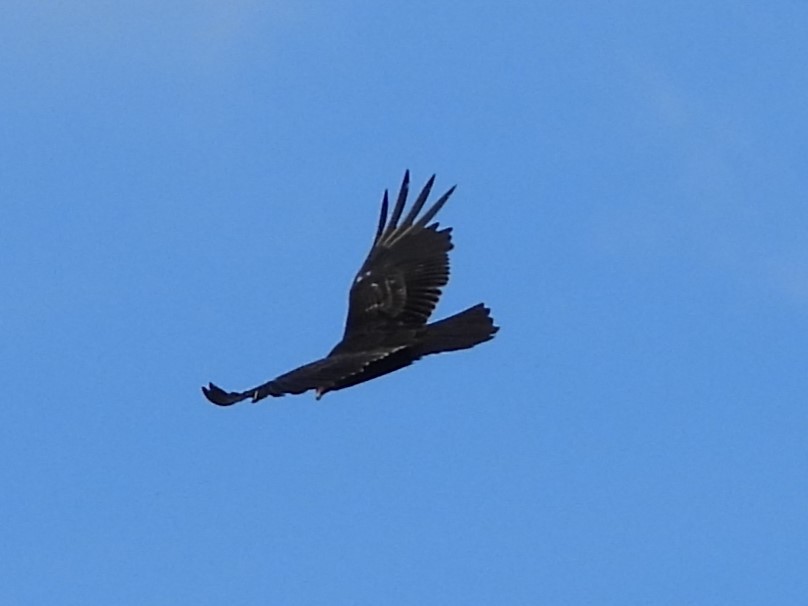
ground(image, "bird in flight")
xmin=202 ymin=171 xmax=499 ymax=405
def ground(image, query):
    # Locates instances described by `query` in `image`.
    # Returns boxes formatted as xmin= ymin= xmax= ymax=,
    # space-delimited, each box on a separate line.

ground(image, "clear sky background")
xmin=2 ymin=2 xmax=807 ymax=604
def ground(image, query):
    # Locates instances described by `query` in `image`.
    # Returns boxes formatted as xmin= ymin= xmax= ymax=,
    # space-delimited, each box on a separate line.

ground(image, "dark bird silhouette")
xmin=202 ymin=171 xmax=499 ymax=405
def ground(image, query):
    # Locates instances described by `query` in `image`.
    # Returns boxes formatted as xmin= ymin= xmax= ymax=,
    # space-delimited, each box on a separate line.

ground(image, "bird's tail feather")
xmin=418 ymin=303 xmax=499 ymax=356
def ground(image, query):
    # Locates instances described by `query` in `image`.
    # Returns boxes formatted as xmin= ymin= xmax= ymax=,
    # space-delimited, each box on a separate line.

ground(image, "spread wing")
xmin=343 ymin=171 xmax=456 ymax=340
xmin=202 ymin=347 xmax=406 ymax=405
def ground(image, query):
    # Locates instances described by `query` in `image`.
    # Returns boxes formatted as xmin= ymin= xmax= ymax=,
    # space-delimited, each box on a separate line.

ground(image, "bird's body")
xmin=202 ymin=171 xmax=498 ymax=405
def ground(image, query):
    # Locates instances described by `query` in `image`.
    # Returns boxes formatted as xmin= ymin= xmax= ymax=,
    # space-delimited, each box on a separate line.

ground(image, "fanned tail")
xmin=416 ymin=303 xmax=499 ymax=356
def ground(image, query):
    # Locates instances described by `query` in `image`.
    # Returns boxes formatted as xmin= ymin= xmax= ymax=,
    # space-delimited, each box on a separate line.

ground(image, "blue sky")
xmin=2 ymin=2 xmax=807 ymax=604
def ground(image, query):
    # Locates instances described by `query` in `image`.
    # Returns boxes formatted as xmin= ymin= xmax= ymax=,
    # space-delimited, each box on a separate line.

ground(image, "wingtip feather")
xmin=388 ymin=170 xmax=410 ymax=231
xmin=416 ymin=184 xmax=456 ymax=227
xmin=202 ymin=382 xmax=246 ymax=406
xmin=402 ymin=174 xmax=436 ymax=226
xmin=374 ymin=189 xmax=389 ymax=244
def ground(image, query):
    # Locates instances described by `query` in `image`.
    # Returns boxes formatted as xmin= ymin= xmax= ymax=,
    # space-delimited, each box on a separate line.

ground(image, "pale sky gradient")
xmin=2 ymin=3 xmax=807 ymax=604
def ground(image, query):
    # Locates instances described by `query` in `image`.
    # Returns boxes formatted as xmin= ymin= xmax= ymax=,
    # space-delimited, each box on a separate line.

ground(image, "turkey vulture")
xmin=202 ymin=171 xmax=498 ymax=405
